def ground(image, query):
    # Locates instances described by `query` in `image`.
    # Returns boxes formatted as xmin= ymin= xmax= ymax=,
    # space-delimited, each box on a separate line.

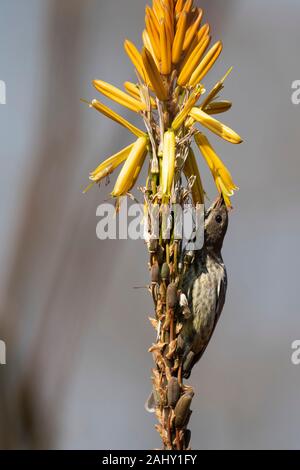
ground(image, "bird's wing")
xmin=183 ymin=267 xmax=227 ymax=378
xmin=215 ymin=264 xmax=227 ymax=322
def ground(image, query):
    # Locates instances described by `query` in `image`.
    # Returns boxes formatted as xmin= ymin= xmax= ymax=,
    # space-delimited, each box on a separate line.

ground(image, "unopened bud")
xmin=161 ymin=263 xmax=170 ymax=282
xmin=174 ymin=394 xmax=193 ymax=429
xmin=151 ymin=263 xmax=160 ymax=284
xmin=151 ymin=284 xmax=159 ymax=304
xmin=183 ymin=351 xmax=195 ymax=374
xmin=167 ymin=284 xmax=178 ymax=309
xmin=167 ymin=377 xmax=181 ymax=408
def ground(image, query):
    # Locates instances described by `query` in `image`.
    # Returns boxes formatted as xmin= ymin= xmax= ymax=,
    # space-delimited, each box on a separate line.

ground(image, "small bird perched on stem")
xmin=180 ymin=196 xmax=229 ymax=379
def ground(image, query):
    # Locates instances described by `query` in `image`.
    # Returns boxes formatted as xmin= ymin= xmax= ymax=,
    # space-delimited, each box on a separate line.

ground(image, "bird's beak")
xmin=206 ymin=195 xmax=226 ymax=217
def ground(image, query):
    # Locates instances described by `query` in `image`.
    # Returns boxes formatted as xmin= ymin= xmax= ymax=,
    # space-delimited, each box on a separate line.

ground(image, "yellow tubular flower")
xmin=172 ymin=84 xmax=205 ymax=130
xmin=194 ymin=133 xmax=238 ymax=207
xmin=142 ymin=30 xmax=160 ymax=68
xmin=93 ymin=80 xmax=146 ymax=113
xmin=189 ymin=108 xmax=243 ymax=144
xmin=204 ymin=101 xmax=232 ymax=115
xmin=124 ymin=40 xmax=149 ymax=84
xmin=124 ymin=82 xmax=157 ymax=108
xmin=197 ymin=22 xmax=210 ymax=41
xmin=172 ymin=11 xmax=188 ymax=64
xmin=142 ymin=48 xmax=168 ymax=101
xmin=146 ymin=5 xmax=160 ymax=35
xmin=162 ymin=130 xmax=176 ymax=197
xmin=165 ymin=21 xmax=174 ymax=50
xmin=145 ymin=13 xmax=161 ymax=61
xmin=183 ymin=0 xmax=193 ymax=14
xmin=183 ymin=8 xmax=203 ymax=52
xmin=131 ymin=153 xmax=147 ymax=189
xmin=89 ymin=143 xmax=135 ymax=183
xmin=163 ymin=3 xmax=174 ymax=43
xmin=153 ymin=0 xmax=164 ymax=20
xmin=124 ymin=81 xmax=141 ymax=99
xmin=86 ymin=1 xmax=242 ymax=204
xmin=179 ymin=23 xmax=210 ymax=74
xmin=188 ymin=41 xmax=223 ymax=87
xmin=178 ymin=35 xmax=211 ymax=86
xmin=90 ymin=100 xmax=146 ymax=138
xmin=195 ymin=134 xmax=238 ymax=192
xmin=160 ymin=20 xmax=172 ymax=75
xmin=175 ymin=0 xmax=185 ymax=16
xmin=184 ymin=148 xmax=205 ymax=204
xmin=182 ymin=35 xmax=198 ymax=65
xmin=201 ymin=66 xmax=233 ymax=109
xmin=112 ymin=136 xmax=149 ymax=197
xmin=184 ymin=116 xmax=195 ymax=129
xmin=216 ymin=180 xmax=232 ymax=208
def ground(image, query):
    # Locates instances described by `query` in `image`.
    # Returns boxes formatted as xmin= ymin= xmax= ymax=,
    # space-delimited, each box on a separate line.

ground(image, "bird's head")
xmin=204 ymin=196 xmax=229 ymax=252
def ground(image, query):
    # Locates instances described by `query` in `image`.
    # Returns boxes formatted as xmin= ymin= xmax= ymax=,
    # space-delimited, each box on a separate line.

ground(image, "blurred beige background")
xmin=0 ymin=0 xmax=300 ymax=450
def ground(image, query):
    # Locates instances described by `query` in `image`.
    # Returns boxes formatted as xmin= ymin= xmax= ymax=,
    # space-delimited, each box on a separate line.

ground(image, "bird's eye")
xmin=215 ymin=215 xmax=222 ymax=224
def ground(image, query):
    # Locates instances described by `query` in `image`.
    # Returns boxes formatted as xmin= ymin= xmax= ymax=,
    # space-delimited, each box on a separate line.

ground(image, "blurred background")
xmin=0 ymin=0 xmax=299 ymax=450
